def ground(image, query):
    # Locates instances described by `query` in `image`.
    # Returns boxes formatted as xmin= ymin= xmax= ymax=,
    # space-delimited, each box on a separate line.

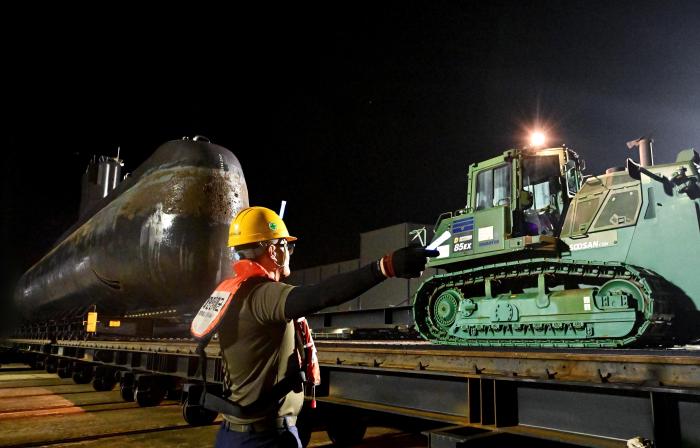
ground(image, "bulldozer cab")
xmin=429 ymin=147 xmax=583 ymax=268
xmin=469 ymin=147 xmax=582 ymax=237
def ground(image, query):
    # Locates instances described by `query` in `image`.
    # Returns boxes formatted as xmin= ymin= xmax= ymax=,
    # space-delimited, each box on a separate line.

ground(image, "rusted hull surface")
xmin=15 ymin=139 xmax=248 ymax=317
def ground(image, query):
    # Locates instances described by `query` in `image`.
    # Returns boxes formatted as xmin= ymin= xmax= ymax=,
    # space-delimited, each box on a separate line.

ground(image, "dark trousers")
xmin=214 ymin=422 xmax=302 ymax=448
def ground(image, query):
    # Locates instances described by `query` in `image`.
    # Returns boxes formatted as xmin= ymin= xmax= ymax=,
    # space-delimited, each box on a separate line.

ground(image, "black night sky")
xmin=2 ymin=2 xmax=700 ymax=315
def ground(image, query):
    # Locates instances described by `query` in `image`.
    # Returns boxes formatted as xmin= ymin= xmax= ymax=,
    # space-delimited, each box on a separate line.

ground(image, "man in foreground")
xmin=195 ymin=206 xmax=437 ymax=447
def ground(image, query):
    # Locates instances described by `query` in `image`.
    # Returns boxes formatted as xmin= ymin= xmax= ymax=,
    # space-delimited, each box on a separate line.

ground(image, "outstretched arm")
xmin=284 ymin=246 xmax=437 ymax=320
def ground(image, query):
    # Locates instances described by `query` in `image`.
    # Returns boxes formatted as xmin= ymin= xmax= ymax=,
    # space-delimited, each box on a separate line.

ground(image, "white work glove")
xmin=627 ymin=436 xmax=653 ymax=448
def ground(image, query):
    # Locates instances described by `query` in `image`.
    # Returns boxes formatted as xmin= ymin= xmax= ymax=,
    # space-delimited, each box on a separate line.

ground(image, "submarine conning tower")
xmin=79 ymin=150 xmax=125 ymax=218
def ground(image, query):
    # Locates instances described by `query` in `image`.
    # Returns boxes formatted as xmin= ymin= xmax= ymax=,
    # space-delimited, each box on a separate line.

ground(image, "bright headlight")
xmin=530 ymin=131 xmax=546 ymax=147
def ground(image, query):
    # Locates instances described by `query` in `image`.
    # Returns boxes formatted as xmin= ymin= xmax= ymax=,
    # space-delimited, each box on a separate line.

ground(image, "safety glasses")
xmin=274 ymin=240 xmax=295 ymax=255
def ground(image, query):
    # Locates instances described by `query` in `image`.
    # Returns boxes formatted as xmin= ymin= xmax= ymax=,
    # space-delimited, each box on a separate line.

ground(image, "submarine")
xmin=14 ymin=136 xmax=249 ymax=323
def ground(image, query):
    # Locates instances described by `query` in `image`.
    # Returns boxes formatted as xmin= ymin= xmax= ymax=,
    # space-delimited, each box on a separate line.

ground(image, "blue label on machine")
xmin=451 ymin=217 xmax=474 ymax=234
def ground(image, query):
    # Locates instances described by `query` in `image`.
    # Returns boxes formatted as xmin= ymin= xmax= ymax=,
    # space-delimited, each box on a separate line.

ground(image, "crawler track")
xmin=414 ymin=259 xmax=683 ymax=348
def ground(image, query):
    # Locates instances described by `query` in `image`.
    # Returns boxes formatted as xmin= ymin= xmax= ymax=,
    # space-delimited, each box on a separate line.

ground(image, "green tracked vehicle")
xmin=414 ymin=141 xmax=700 ymax=347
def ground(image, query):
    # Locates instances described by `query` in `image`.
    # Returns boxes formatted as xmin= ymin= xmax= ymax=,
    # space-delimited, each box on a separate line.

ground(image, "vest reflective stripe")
xmin=190 ymin=260 xmax=275 ymax=339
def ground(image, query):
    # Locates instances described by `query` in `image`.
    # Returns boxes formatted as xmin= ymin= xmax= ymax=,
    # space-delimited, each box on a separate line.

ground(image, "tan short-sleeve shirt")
xmin=217 ymin=281 xmax=303 ymax=425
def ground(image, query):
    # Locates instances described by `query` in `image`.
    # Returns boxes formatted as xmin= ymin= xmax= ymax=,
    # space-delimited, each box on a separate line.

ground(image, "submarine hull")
xmin=15 ymin=138 xmax=249 ymax=319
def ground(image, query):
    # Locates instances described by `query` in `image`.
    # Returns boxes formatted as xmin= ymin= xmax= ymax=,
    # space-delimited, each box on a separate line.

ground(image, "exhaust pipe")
xmin=626 ymin=136 xmax=654 ymax=167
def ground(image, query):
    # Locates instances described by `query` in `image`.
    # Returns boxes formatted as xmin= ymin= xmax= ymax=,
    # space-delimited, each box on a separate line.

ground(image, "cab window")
xmin=476 ymin=163 xmax=511 ymax=210
xmin=520 ymin=155 xmax=565 ymax=236
xmin=522 ymin=155 xmax=562 ymax=211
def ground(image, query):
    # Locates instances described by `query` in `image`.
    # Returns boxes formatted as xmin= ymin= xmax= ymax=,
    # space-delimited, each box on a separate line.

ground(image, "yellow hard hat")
xmin=228 ymin=206 xmax=297 ymax=247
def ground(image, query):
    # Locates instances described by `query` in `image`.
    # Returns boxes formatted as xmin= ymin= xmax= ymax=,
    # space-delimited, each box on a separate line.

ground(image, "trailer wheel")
xmin=57 ymin=367 xmax=72 ymax=379
xmin=72 ymin=366 xmax=93 ymax=384
xmin=326 ymin=413 xmax=367 ymax=447
xmin=45 ymin=358 xmax=57 ymax=374
xmin=134 ymin=386 xmax=164 ymax=407
xmin=120 ymin=383 xmax=135 ymax=402
xmin=181 ymin=398 xmax=218 ymax=426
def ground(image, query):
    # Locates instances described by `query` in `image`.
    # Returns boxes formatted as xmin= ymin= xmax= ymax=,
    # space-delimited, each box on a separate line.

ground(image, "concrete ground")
xmin=0 ymin=364 xmax=427 ymax=448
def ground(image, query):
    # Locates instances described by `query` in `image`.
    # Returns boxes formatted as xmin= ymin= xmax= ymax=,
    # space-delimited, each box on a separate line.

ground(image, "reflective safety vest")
xmin=191 ymin=260 xmax=320 ymax=416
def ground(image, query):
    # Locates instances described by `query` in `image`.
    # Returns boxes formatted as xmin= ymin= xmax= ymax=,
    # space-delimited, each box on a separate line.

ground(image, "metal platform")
xmin=3 ymin=338 xmax=699 ymax=447
xmin=314 ymin=341 xmax=700 ymax=447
